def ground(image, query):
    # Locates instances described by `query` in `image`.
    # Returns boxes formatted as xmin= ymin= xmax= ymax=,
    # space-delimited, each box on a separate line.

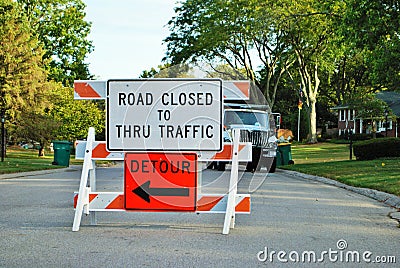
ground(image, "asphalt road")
xmin=0 ymin=164 xmax=399 ymax=267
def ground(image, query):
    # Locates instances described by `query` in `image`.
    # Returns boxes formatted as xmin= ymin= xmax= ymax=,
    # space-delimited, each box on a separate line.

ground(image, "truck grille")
xmin=239 ymin=129 xmax=269 ymax=147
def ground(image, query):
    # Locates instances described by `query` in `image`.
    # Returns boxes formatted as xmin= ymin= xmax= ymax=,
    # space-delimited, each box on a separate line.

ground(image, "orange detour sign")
xmin=124 ymin=153 xmax=197 ymax=211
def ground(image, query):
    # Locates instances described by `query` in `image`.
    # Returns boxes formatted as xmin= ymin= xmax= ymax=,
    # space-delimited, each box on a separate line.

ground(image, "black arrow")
xmin=132 ymin=180 xmax=190 ymax=203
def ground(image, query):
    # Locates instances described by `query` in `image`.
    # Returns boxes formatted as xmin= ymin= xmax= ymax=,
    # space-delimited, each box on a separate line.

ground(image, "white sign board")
xmin=107 ymin=79 xmax=223 ymax=151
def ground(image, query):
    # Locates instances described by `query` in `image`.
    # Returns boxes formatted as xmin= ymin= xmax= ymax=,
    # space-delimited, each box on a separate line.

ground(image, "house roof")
xmin=330 ymin=104 xmax=349 ymax=110
xmin=376 ymin=91 xmax=400 ymax=116
xmin=331 ymin=91 xmax=400 ymax=116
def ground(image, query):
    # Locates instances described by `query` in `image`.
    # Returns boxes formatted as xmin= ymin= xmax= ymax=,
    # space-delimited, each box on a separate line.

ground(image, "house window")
xmin=340 ymin=110 xmax=346 ymax=121
xmin=387 ymin=120 xmax=392 ymax=130
xmin=348 ymin=109 xmax=354 ymax=121
xmin=378 ymin=120 xmax=392 ymax=132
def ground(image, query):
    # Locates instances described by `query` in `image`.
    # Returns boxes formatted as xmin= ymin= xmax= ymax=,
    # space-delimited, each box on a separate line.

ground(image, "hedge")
xmin=353 ymin=138 xmax=400 ymax=160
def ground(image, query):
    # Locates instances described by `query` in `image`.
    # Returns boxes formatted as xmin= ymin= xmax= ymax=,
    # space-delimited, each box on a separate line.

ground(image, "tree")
xmin=342 ymin=0 xmax=400 ymax=90
xmin=164 ymin=0 xmax=349 ymax=142
xmin=328 ymin=48 xmax=373 ymax=106
xmin=140 ymin=63 xmax=194 ymax=78
xmin=164 ymin=0 xmax=294 ymax=108
xmin=0 ymin=0 xmax=52 ymax=130
xmin=18 ymin=111 xmax=60 ymax=156
xmin=283 ymin=0 xmax=345 ymax=142
xmin=140 ymin=68 xmax=159 ymax=79
xmin=205 ymin=64 xmax=247 ymax=80
xmin=13 ymin=82 xmax=103 ymax=155
xmin=18 ymin=0 xmax=94 ymax=86
xmin=1 ymin=0 xmax=96 ymax=156
xmin=49 ymin=86 xmax=105 ymax=141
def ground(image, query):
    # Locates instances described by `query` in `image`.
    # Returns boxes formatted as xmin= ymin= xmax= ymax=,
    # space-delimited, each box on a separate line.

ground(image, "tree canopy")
xmin=164 ymin=0 xmax=344 ymax=141
xmin=164 ymin=0 xmax=295 ymax=108
xmin=1 ymin=0 xmax=98 ymax=154
xmin=18 ymin=0 xmax=93 ymax=86
xmin=0 ymin=0 xmax=52 ymax=123
xmin=164 ymin=0 xmax=400 ymax=142
xmin=140 ymin=63 xmax=194 ymax=78
xmin=342 ymin=0 xmax=400 ymax=90
xmin=49 ymin=86 xmax=105 ymax=141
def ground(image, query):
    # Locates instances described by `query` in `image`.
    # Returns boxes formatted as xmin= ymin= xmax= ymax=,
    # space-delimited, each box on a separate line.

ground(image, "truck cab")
xmin=223 ymin=104 xmax=278 ymax=172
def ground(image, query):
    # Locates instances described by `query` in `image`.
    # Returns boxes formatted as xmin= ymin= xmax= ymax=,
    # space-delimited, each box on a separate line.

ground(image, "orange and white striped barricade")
xmin=222 ymin=80 xmax=250 ymax=100
xmin=74 ymin=192 xmax=250 ymax=214
xmin=75 ymin=141 xmax=252 ymax=162
xmin=74 ymin=80 xmax=106 ymax=99
xmin=74 ymin=80 xmax=250 ymax=101
xmin=72 ymin=78 xmax=253 ymax=234
xmin=72 ymin=128 xmax=250 ymax=234
xmin=75 ymin=141 xmax=124 ymax=160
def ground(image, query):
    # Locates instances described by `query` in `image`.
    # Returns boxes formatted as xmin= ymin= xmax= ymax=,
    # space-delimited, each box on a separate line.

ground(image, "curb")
xmin=278 ymin=169 xmax=400 ymax=210
xmin=0 ymin=165 xmax=80 ymax=180
xmin=0 ymin=163 xmax=120 ymax=180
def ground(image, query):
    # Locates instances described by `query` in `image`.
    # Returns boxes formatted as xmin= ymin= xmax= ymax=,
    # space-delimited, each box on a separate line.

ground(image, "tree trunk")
xmin=308 ymin=64 xmax=319 ymax=143
xmin=309 ymin=98 xmax=318 ymax=142
xmin=298 ymin=58 xmax=320 ymax=143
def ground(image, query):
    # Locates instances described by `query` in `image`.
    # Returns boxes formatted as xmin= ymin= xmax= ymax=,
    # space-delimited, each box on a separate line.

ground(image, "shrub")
xmin=338 ymin=132 xmax=373 ymax=141
xmin=353 ymin=138 xmax=400 ymax=160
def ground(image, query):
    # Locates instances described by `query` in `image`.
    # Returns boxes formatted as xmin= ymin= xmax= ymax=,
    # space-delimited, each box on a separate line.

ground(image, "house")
xmin=332 ymin=91 xmax=400 ymax=138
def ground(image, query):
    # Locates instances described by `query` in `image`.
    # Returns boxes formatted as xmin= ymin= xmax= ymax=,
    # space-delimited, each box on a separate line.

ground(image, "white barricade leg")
xmin=222 ymin=129 xmax=240 ymax=235
xmin=72 ymin=127 xmax=95 ymax=232
xmin=89 ymin=160 xmax=97 ymax=225
xmin=198 ymin=162 xmax=203 ymax=195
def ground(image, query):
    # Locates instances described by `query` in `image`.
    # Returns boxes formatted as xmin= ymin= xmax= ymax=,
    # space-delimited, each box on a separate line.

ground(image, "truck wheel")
xmin=269 ymin=157 xmax=277 ymax=173
xmin=218 ymin=162 xmax=226 ymax=171
xmin=207 ymin=161 xmax=217 ymax=169
xmin=246 ymin=161 xmax=256 ymax=172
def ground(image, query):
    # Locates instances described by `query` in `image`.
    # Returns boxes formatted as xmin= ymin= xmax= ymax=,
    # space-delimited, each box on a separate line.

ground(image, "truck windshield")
xmin=225 ymin=110 xmax=268 ymax=128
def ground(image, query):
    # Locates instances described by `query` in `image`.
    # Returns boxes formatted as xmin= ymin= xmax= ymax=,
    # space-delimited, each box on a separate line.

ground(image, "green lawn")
xmin=281 ymin=143 xmax=400 ymax=196
xmin=0 ymin=147 xmax=81 ymax=174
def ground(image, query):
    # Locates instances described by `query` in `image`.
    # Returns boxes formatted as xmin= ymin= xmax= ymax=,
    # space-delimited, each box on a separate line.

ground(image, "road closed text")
xmin=118 ymin=92 xmax=214 ymax=106
xmin=107 ymin=79 xmax=222 ymax=151
xmin=115 ymin=124 xmax=214 ymax=139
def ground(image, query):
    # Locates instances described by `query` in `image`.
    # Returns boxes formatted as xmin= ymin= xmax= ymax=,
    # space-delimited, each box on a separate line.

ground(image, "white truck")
xmin=212 ymin=103 xmax=278 ymax=172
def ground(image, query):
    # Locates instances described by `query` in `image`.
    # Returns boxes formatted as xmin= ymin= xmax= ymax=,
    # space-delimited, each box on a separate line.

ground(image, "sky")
xmin=83 ymin=0 xmax=178 ymax=79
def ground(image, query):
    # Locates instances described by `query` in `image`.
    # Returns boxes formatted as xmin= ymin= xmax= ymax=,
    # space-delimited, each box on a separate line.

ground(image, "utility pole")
xmin=297 ymin=98 xmax=303 ymax=142
xmin=349 ymin=130 xmax=353 ymax=160
xmin=297 ymin=108 xmax=301 ymax=142
xmin=1 ymin=112 xmax=5 ymax=162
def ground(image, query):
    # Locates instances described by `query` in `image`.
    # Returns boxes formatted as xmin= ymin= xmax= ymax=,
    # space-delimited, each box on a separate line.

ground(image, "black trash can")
xmin=52 ymin=140 xmax=72 ymax=167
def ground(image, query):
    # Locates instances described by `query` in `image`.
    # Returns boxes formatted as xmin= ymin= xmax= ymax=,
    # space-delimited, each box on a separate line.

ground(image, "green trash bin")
xmin=276 ymin=147 xmax=283 ymax=167
xmin=277 ymin=143 xmax=294 ymax=166
xmin=52 ymin=140 xmax=72 ymax=167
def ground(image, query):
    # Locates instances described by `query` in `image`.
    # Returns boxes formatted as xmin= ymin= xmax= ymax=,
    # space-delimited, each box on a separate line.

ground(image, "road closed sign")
xmin=124 ymin=152 xmax=197 ymax=211
xmin=107 ymin=79 xmax=223 ymax=151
